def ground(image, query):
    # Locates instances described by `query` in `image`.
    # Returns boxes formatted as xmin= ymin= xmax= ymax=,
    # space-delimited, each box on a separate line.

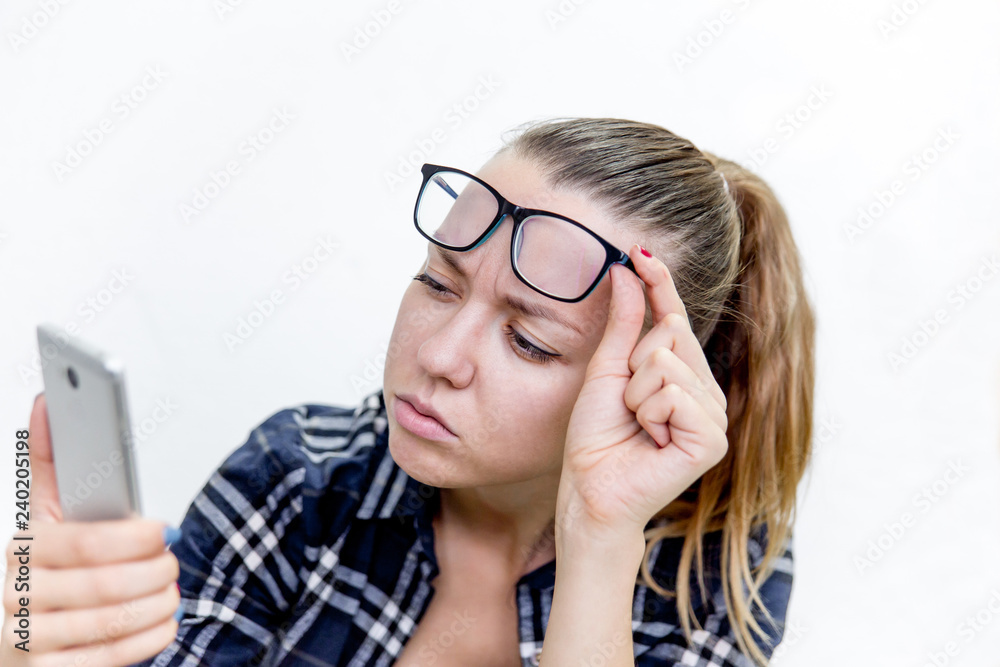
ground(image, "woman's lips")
xmin=393 ymin=396 xmax=458 ymax=442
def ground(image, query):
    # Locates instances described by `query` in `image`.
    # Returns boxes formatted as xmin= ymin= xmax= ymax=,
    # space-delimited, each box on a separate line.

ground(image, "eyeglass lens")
xmin=416 ymin=170 xmax=607 ymax=300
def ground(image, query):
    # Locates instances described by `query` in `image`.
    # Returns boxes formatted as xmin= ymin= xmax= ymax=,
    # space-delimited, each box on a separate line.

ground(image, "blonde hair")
xmin=499 ymin=118 xmax=815 ymax=666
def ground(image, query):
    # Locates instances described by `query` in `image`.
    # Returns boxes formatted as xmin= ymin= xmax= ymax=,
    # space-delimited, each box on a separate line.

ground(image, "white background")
xmin=2 ymin=1 xmax=999 ymax=664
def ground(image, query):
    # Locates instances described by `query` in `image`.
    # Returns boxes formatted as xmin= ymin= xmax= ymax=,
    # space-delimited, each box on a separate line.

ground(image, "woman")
xmin=3 ymin=117 xmax=814 ymax=666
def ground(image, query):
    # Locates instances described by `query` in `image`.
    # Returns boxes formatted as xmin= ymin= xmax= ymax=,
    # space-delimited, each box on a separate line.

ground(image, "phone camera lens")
xmin=67 ymin=366 xmax=79 ymax=388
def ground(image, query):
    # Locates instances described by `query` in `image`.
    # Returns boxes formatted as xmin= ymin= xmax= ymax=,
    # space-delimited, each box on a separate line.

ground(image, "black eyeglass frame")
xmin=413 ymin=163 xmax=639 ymax=303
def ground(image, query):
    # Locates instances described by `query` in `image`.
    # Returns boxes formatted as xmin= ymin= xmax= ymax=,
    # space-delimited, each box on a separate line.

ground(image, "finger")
xmin=623 ymin=347 xmax=728 ymax=432
xmin=30 ymin=614 xmax=179 ymax=667
xmin=628 ymin=315 xmax=728 ymax=412
xmin=23 ymin=518 xmax=173 ymax=569
xmin=586 ymin=261 xmax=646 ymax=377
xmin=30 ymin=551 xmax=179 ymax=612
xmin=635 ymin=384 xmax=728 ymax=466
xmin=28 ymin=393 xmax=63 ymax=523
xmin=629 ymin=243 xmax=688 ymax=324
xmin=30 ymin=582 xmax=179 ymax=654
xmin=628 ymin=248 xmax=728 ymax=410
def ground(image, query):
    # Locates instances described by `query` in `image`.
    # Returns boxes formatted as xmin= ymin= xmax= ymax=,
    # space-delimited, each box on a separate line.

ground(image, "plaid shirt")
xmin=134 ymin=388 xmax=793 ymax=667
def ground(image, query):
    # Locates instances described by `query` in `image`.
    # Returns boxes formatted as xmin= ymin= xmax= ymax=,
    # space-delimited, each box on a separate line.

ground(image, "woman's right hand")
xmin=1 ymin=394 xmax=182 ymax=666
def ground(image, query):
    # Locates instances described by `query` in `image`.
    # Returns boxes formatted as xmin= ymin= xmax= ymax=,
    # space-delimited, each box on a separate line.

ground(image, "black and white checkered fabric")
xmin=133 ymin=388 xmax=793 ymax=666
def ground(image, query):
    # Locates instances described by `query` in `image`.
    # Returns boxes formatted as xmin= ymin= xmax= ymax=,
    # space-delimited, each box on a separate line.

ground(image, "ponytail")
xmin=641 ymin=155 xmax=816 ymax=667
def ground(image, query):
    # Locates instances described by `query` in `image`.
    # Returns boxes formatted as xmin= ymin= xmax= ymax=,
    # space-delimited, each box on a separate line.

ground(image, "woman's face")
xmin=383 ymin=151 xmax=647 ymax=489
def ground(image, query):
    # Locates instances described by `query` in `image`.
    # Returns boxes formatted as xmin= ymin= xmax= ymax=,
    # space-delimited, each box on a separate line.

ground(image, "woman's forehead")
xmin=475 ymin=153 xmax=628 ymax=248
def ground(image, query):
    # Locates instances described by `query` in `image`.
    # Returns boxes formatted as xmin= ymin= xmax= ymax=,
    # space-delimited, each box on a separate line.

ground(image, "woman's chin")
xmin=388 ymin=431 xmax=463 ymax=488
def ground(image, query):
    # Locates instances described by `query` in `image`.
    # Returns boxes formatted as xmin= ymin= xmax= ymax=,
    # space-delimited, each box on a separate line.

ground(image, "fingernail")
xmin=176 ymin=582 xmax=181 ymax=594
xmin=639 ymin=245 xmax=652 ymax=258
xmin=163 ymin=525 xmax=181 ymax=547
xmin=173 ymin=603 xmax=184 ymax=623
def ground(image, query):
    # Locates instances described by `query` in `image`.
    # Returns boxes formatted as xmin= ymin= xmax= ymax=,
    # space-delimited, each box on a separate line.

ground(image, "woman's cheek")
xmin=385 ymin=328 xmax=414 ymax=369
xmin=461 ymin=403 xmax=507 ymax=450
xmin=406 ymin=295 xmax=445 ymax=332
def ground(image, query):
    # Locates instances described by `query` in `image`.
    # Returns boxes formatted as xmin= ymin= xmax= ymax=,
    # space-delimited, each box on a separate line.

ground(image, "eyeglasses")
xmin=412 ymin=163 xmax=639 ymax=303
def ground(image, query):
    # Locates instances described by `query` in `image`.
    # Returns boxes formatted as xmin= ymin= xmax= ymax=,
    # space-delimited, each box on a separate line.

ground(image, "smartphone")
xmin=36 ymin=323 xmax=143 ymax=521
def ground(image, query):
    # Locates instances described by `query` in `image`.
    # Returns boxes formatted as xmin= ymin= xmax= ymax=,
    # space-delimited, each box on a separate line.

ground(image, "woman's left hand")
xmin=556 ymin=243 xmax=730 ymax=541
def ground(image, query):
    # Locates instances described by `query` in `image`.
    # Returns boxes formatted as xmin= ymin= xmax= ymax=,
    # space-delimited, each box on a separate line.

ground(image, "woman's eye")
xmin=412 ymin=272 xmax=559 ymax=365
xmin=504 ymin=327 xmax=558 ymax=365
xmin=412 ymin=272 xmax=451 ymax=295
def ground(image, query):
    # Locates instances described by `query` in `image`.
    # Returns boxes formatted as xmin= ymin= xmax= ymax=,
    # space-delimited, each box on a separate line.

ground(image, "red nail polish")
xmin=640 ymin=245 xmax=652 ymax=258
xmin=176 ymin=583 xmax=181 ymax=593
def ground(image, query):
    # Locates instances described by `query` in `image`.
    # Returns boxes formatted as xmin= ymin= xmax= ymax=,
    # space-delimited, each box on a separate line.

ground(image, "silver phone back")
xmin=36 ymin=324 xmax=142 ymax=521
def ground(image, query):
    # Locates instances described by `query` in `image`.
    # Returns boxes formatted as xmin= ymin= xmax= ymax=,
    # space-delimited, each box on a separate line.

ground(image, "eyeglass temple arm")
xmin=431 ymin=175 xmax=459 ymax=200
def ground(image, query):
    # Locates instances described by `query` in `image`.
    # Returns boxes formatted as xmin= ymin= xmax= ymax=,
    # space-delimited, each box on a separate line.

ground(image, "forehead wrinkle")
xmin=431 ymin=245 xmax=587 ymax=338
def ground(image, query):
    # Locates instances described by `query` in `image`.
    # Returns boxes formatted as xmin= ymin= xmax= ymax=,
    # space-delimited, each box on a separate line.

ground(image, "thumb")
xmin=28 ymin=393 xmax=64 ymax=523
xmin=587 ymin=256 xmax=646 ymax=376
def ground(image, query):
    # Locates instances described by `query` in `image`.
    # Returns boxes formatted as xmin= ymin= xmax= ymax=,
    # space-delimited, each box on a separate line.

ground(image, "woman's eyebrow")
xmin=434 ymin=246 xmax=585 ymax=337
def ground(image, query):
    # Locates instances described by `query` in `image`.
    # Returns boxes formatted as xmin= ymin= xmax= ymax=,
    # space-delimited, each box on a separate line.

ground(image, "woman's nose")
xmin=415 ymin=309 xmax=480 ymax=388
